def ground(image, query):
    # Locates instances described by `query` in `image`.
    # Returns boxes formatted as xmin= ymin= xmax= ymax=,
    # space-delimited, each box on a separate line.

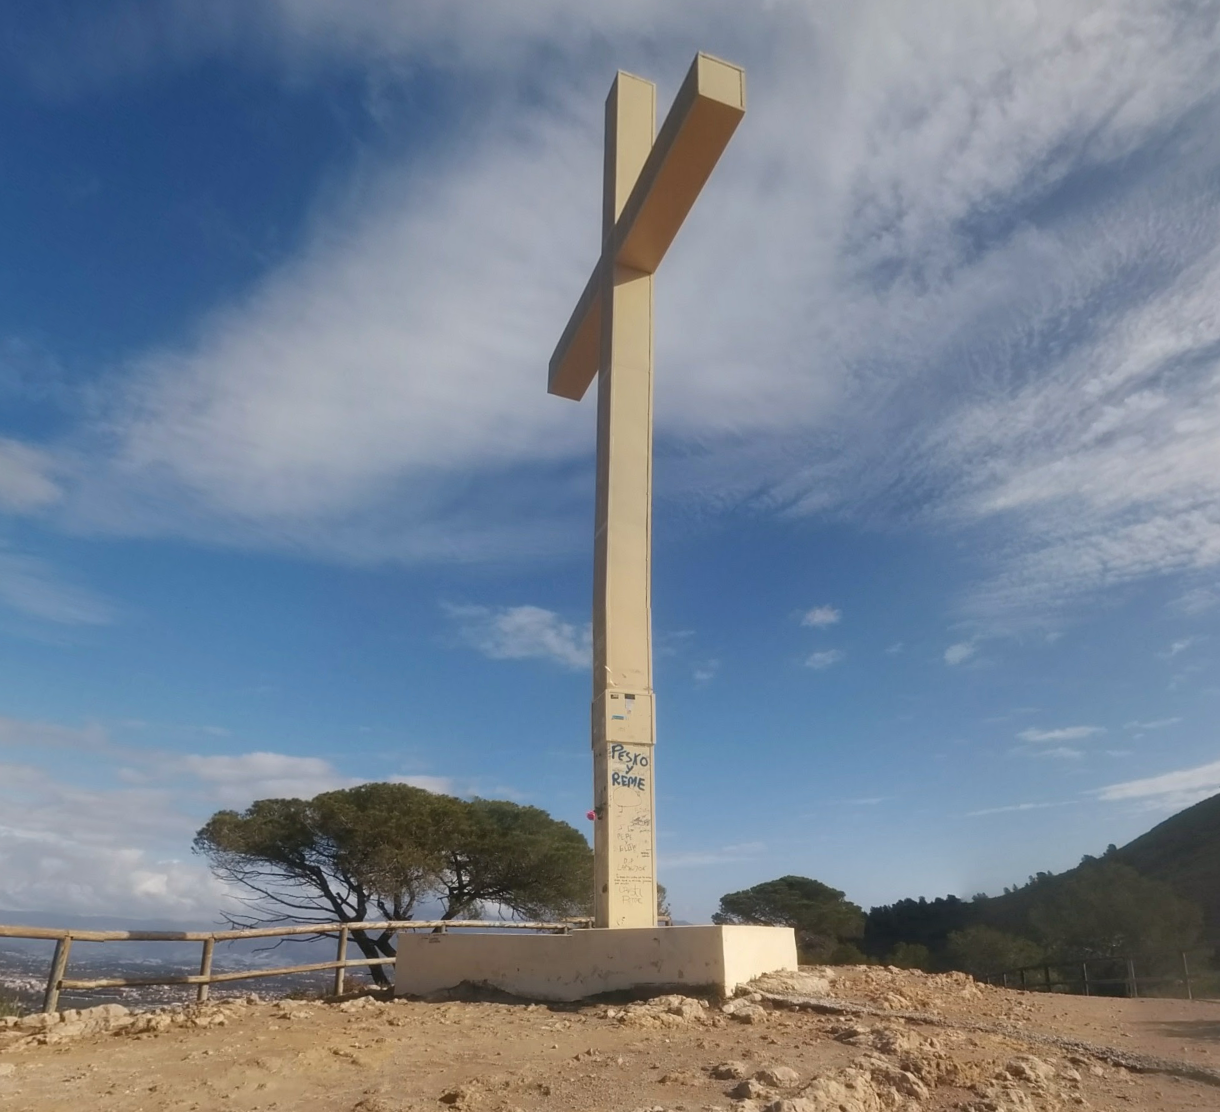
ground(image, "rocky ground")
xmin=1 ymin=965 xmax=1218 ymax=1111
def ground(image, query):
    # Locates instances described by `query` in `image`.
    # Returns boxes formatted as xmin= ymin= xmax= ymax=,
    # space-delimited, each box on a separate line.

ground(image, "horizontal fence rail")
xmin=983 ymin=951 xmax=1206 ymax=1000
xmin=0 ymin=919 xmax=593 ymax=1014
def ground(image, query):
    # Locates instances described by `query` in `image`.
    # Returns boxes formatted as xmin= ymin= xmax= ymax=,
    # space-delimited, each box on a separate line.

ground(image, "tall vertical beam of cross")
xmin=547 ymin=54 xmax=745 ymax=929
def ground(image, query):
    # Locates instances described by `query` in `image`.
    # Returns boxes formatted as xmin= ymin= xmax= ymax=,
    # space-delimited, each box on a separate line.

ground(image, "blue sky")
xmin=1 ymin=0 xmax=1219 ymax=925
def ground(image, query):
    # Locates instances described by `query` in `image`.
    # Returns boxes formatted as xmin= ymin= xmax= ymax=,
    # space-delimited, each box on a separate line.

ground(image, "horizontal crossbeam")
xmin=548 ymin=53 xmax=745 ymax=401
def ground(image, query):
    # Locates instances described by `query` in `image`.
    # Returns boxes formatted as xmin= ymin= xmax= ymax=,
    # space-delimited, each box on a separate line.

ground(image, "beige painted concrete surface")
xmin=394 ymin=925 xmax=796 ymax=1002
xmin=546 ymin=52 xmax=745 ymax=930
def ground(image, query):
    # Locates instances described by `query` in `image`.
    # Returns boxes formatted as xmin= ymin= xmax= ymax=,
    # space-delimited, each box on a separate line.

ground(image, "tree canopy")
xmin=1025 ymin=860 xmax=1202 ymax=959
xmin=194 ymin=782 xmax=592 ymax=984
xmin=712 ymin=875 xmax=865 ymax=962
xmin=943 ymin=925 xmax=1044 ymax=977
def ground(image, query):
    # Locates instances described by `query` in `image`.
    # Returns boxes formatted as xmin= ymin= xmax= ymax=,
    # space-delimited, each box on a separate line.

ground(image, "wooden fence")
xmin=982 ymin=952 xmax=1204 ymax=999
xmin=0 ymin=919 xmax=589 ymax=1014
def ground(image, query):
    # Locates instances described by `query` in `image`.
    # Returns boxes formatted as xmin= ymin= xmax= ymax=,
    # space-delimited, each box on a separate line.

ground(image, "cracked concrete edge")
xmin=750 ymin=989 xmax=1220 ymax=1090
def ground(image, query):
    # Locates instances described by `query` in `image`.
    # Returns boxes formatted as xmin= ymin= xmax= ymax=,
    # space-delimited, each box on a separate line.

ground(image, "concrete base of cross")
xmin=393 ymin=924 xmax=797 ymax=1002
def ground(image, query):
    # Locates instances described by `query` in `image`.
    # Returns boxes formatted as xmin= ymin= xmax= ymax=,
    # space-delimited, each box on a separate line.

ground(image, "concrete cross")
xmin=547 ymin=54 xmax=746 ymax=929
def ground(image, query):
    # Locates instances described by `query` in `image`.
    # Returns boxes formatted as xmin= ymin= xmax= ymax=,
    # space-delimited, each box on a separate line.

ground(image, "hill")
xmin=863 ymin=792 xmax=1220 ymax=965
xmin=1112 ymin=791 xmax=1220 ymax=942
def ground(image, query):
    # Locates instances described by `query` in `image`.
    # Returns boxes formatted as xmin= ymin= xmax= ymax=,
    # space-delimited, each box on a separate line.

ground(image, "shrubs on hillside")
xmin=717 ymin=860 xmax=1208 ymax=978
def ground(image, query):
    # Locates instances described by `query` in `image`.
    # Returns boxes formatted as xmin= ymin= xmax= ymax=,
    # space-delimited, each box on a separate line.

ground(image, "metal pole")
xmin=333 ymin=926 xmax=349 ymax=997
xmin=1127 ymin=957 xmax=1138 ymax=998
xmin=1019 ymin=967 xmax=1027 ymax=990
xmin=1001 ymin=971 xmax=1008 ymax=988
xmin=42 ymin=935 xmax=73 ymax=1014
xmin=1082 ymin=962 xmax=1090 ymax=996
xmin=1182 ymin=951 xmax=1192 ymax=1001
xmin=196 ymin=937 xmax=215 ymax=1004
xmin=1044 ymin=964 xmax=1052 ymax=992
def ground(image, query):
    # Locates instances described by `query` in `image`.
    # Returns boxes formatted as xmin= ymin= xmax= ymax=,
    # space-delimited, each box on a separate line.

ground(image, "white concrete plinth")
xmin=394 ymin=924 xmax=797 ymax=1002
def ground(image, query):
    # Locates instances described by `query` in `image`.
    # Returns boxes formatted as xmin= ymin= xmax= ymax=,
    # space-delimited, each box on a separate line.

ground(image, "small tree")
xmin=713 ymin=875 xmax=865 ymax=962
xmin=944 ymin=925 xmax=1044 ymax=977
xmin=886 ymin=941 xmax=932 ymax=970
xmin=195 ymin=783 xmax=592 ymax=985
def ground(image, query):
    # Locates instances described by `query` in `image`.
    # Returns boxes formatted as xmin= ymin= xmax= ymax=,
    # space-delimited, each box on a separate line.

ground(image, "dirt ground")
xmin=1 ymin=965 xmax=1218 ymax=1112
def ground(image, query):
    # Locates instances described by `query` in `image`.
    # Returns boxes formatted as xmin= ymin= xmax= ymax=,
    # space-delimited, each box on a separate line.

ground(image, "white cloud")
xmin=180 ymin=751 xmax=358 ymax=806
xmin=944 ymin=641 xmax=977 ymax=666
xmin=0 ymin=714 xmax=473 ymax=918
xmin=1096 ymin=758 xmax=1220 ymax=811
xmin=0 ymin=438 xmax=60 ymax=511
xmin=805 ymin=649 xmax=844 ymax=670
xmin=0 ymin=761 xmax=226 ymax=918
xmin=445 ymin=603 xmax=590 ymax=670
xmin=801 ymin=605 xmax=841 ymax=628
xmin=1159 ymin=637 xmax=1203 ymax=659
xmin=1017 ymin=725 xmax=1105 ymax=743
xmin=885 ymin=642 xmax=904 ymax=655
xmin=3 ymin=0 xmax=1218 ymax=626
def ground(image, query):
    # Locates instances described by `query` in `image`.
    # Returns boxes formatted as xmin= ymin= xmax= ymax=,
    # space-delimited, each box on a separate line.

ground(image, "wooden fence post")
xmin=43 ymin=935 xmax=73 ymax=1014
xmin=197 ymin=937 xmax=215 ymax=1004
xmin=1043 ymin=964 xmax=1052 ymax=992
xmin=1019 ymin=967 xmax=1027 ymax=990
xmin=333 ymin=927 xmax=349 ymax=997
xmin=1181 ymin=951 xmax=1192 ymax=1001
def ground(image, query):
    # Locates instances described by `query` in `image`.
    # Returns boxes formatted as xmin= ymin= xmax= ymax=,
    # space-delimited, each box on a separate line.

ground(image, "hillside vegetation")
xmin=723 ymin=792 xmax=1220 ymax=978
xmin=1112 ymin=791 xmax=1220 ymax=942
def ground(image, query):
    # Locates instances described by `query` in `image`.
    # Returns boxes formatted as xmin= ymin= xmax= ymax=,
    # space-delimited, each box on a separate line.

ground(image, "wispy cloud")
xmin=805 ymin=649 xmax=844 ymax=670
xmin=1159 ymin=637 xmax=1203 ymax=659
xmin=445 ymin=603 xmax=591 ymax=670
xmin=0 ymin=437 xmax=61 ymax=511
xmin=692 ymin=659 xmax=719 ymax=685
xmin=1096 ymin=759 xmax=1220 ymax=811
xmin=1017 ymin=725 xmax=1105 ymax=743
xmin=801 ymin=605 xmax=841 ymax=628
xmin=1171 ymin=586 xmax=1220 ymax=615
xmin=1123 ymin=717 xmax=1182 ymax=731
xmin=0 ymin=549 xmax=114 ymax=625
xmin=6 ymin=0 xmax=1220 ymax=627
xmin=660 ymin=841 xmax=765 ymax=869
xmin=967 ymin=801 xmax=1063 ymax=817
xmin=180 ymin=752 xmax=358 ymax=806
xmin=944 ymin=642 xmax=977 ymax=666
